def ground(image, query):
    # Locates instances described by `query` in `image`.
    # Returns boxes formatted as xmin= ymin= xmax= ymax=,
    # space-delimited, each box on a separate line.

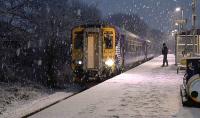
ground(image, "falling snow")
xmin=0 ymin=0 xmax=199 ymax=117
xmin=37 ymin=60 xmax=42 ymax=66
xmin=16 ymin=48 xmax=21 ymax=56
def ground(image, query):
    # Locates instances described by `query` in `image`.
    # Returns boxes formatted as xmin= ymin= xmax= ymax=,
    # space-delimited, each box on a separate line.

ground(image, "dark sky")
xmin=83 ymin=0 xmax=200 ymax=33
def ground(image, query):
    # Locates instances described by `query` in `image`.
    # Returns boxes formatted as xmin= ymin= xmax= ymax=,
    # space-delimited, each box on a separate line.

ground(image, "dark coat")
xmin=162 ymin=46 xmax=168 ymax=55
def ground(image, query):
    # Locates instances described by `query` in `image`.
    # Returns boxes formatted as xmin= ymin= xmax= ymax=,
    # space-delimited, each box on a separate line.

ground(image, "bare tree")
xmin=0 ymin=0 xmax=102 ymax=87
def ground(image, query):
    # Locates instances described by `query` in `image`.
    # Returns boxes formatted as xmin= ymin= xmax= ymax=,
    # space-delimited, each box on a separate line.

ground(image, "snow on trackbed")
xmin=29 ymin=55 xmax=200 ymax=118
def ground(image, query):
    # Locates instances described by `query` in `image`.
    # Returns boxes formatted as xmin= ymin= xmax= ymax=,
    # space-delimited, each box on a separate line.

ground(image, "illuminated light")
xmin=175 ymin=22 xmax=179 ymax=26
xmin=172 ymin=32 xmax=175 ymax=36
xmin=75 ymin=60 xmax=82 ymax=65
xmin=175 ymin=7 xmax=181 ymax=12
xmin=78 ymin=60 xmax=82 ymax=65
xmin=105 ymin=59 xmax=114 ymax=67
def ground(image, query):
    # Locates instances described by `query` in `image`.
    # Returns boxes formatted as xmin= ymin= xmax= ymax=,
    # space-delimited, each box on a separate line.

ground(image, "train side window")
xmin=104 ymin=35 xmax=113 ymax=49
xmin=132 ymin=45 xmax=135 ymax=52
xmin=74 ymin=32 xmax=83 ymax=49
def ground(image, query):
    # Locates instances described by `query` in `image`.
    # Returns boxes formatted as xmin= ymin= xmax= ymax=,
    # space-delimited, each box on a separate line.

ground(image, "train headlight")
xmin=78 ymin=60 xmax=82 ymax=65
xmin=75 ymin=60 xmax=82 ymax=65
xmin=105 ymin=59 xmax=114 ymax=67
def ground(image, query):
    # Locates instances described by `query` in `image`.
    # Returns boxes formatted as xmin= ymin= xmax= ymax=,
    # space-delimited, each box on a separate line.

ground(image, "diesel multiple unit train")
xmin=71 ymin=24 xmax=154 ymax=82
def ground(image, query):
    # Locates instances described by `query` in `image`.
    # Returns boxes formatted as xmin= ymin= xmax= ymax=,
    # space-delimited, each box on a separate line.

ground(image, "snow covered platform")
xmin=29 ymin=54 xmax=200 ymax=118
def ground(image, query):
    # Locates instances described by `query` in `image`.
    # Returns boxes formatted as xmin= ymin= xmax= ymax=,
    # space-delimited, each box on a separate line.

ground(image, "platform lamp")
xmin=175 ymin=7 xmax=185 ymax=32
xmin=174 ymin=7 xmax=184 ymax=65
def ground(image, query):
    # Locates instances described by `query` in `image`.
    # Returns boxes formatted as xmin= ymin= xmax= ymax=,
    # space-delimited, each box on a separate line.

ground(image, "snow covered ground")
xmin=29 ymin=54 xmax=200 ymax=118
xmin=0 ymin=83 xmax=81 ymax=118
xmin=0 ymin=82 xmax=50 ymax=117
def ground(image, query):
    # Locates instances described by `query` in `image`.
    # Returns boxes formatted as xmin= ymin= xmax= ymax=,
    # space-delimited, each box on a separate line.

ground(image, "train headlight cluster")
xmin=105 ymin=59 xmax=114 ymax=67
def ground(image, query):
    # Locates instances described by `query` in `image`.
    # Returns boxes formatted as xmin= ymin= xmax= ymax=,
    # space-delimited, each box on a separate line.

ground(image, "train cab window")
xmin=104 ymin=35 xmax=113 ymax=49
xmin=74 ymin=32 xmax=83 ymax=49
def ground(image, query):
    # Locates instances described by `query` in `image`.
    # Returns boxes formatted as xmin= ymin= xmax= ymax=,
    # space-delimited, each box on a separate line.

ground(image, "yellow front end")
xmin=71 ymin=25 xmax=117 ymax=82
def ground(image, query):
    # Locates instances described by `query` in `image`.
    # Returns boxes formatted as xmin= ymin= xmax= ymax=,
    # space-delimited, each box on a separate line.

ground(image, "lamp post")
xmin=175 ymin=7 xmax=185 ymax=31
xmin=174 ymin=7 xmax=185 ymax=65
xmin=172 ymin=29 xmax=178 ymax=65
xmin=175 ymin=7 xmax=184 ymax=20
xmin=192 ymin=0 xmax=197 ymax=55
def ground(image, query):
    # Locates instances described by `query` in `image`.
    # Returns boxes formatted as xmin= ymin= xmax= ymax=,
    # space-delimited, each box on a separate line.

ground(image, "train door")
xmin=144 ymin=42 xmax=148 ymax=59
xmin=83 ymin=28 xmax=101 ymax=71
xmin=121 ymin=35 xmax=125 ymax=69
xmin=87 ymin=33 xmax=98 ymax=69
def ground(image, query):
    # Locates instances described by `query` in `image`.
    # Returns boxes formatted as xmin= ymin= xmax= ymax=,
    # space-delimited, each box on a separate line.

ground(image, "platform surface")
xmin=30 ymin=55 xmax=200 ymax=118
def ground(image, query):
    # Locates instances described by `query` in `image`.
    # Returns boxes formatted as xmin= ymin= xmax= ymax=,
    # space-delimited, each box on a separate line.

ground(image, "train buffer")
xmin=28 ymin=54 xmax=200 ymax=118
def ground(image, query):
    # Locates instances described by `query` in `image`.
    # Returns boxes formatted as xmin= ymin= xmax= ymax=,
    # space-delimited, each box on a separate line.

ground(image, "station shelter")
xmin=175 ymin=29 xmax=200 ymax=66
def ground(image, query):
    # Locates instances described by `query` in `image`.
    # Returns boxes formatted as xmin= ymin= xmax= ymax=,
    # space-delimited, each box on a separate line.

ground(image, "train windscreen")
xmin=104 ymin=34 xmax=113 ymax=49
xmin=74 ymin=32 xmax=83 ymax=49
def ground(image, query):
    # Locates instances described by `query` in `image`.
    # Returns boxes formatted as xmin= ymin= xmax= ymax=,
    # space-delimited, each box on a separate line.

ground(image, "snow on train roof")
xmin=114 ymin=26 xmax=145 ymax=41
xmin=125 ymin=30 xmax=140 ymax=39
xmin=124 ymin=30 xmax=146 ymax=42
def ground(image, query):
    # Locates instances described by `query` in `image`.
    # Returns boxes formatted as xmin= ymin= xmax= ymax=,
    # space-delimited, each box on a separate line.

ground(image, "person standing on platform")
xmin=162 ymin=43 xmax=168 ymax=67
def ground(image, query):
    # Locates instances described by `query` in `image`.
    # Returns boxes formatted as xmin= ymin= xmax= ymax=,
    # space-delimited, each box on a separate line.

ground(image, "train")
xmin=71 ymin=24 xmax=154 ymax=83
xmin=180 ymin=58 xmax=200 ymax=107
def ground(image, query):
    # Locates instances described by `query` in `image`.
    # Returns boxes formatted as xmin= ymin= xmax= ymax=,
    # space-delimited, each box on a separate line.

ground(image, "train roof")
xmin=125 ymin=30 xmax=140 ymax=39
xmin=73 ymin=23 xmax=148 ymax=42
xmin=110 ymin=26 xmax=146 ymax=42
xmin=73 ymin=23 xmax=114 ymax=29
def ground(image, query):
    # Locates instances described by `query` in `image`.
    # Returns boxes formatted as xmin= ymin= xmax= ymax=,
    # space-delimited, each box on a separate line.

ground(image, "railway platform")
xmin=29 ymin=54 xmax=200 ymax=118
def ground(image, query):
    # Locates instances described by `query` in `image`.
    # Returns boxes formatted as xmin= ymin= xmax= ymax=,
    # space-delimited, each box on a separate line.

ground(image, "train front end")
xmin=71 ymin=25 xmax=116 ymax=82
